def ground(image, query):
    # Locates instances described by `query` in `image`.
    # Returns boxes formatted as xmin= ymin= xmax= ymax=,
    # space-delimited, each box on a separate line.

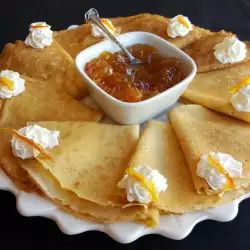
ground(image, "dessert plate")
xmin=0 ymin=105 xmax=249 ymax=243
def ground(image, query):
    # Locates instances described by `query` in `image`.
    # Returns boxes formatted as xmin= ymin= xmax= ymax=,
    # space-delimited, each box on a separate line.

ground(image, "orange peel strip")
xmin=126 ymin=168 xmax=157 ymax=202
xmin=0 ymin=77 xmax=14 ymax=91
xmin=177 ymin=15 xmax=190 ymax=29
xmin=207 ymin=154 xmax=235 ymax=190
xmin=30 ymin=24 xmax=49 ymax=29
xmin=229 ymin=76 xmax=250 ymax=94
xmin=0 ymin=128 xmax=53 ymax=161
xmin=101 ymin=18 xmax=115 ymax=32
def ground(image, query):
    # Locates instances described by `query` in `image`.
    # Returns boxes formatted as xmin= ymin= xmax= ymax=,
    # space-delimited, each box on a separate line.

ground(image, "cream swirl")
xmin=214 ymin=36 xmax=246 ymax=64
xmin=11 ymin=125 xmax=60 ymax=159
xmin=0 ymin=70 xmax=25 ymax=99
xmin=196 ymin=152 xmax=242 ymax=191
xmin=167 ymin=15 xmax=193 ymax=38
xmin=91 ymin=19 xmax=117 ymax=37
xmin=25 ymin=22 xmax=53 ymax=49
xmin=118 ymin=165 xmax=167 ymax=204
xmin=231 ymin=84 xmax=250 ymax=112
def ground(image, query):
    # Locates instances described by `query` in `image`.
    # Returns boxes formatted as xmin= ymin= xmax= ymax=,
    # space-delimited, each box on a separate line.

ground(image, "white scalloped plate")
xmin=1 ymin=168 xmax=249 ymax=243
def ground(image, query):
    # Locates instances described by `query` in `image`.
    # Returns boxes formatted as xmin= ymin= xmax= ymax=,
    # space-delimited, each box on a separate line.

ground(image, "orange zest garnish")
xmin=30 ymin=24 xmax=49 ymax=29
xmin=0 ymin=128 xmax=53 ymax=161
xmin=101 ymin=18 xmax=115 ymax=32
xmin=0 ymin=77 xmax=14 ymax=91
xmin=126 ymin=168 xmax=157 ymax=202
xmin=207 ymin=154 xmax=235 ymax=190
xmin=229 ymin=76 xmax=250 ymax=94
xmin=177 ymin=15 xmax=190 ymax=29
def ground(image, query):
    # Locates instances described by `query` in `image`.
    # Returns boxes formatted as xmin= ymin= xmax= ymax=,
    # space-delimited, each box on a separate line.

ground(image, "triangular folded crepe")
xmin=0 ymin=76 xmax=102 ymax=191
xmin=181 ymin=62 xmax=250 ymax=122
xmin=54 ymin=14 xmax=212 ymax=58
xmin=28 ymin=121 xmax=139 ymax=206
xmin=19 ymin=159 xmax=159 ymax=226
xmin=168 ymin=105 xmax=250 ymax=195
xmin=127 ymin=120 xmax=246 ymax=213
xmin=0 ymin=40 xmax=87 ymax=99
xmin=183 ymin=31 xmax=250 ymax=72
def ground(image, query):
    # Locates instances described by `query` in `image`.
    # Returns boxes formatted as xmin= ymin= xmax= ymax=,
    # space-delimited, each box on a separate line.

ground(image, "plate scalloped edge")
xmin=0 ymin=167 xmax=249 ymax=243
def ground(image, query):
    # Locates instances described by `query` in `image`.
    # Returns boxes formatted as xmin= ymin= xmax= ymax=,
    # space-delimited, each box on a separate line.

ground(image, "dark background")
xmin=1 ymin=0 xmax=250 ymax=249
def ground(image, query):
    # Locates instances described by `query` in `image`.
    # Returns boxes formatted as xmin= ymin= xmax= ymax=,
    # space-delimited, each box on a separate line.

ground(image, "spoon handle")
xmin=85 ymin=8 xmax=135 ymax=61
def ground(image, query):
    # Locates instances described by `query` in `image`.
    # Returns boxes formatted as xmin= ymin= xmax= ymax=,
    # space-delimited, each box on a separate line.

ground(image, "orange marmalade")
xmin=85 ymin=44 xmax=186 ymax=102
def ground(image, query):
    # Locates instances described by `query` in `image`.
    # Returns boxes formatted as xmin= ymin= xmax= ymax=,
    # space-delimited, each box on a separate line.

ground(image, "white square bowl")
xmin=75 ymin=31 xmax=196 ymax=124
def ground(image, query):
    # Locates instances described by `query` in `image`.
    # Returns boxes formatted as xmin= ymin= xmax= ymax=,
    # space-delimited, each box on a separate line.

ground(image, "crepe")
xmin=168 ymin=104 xmax=250 ymax=195
xmin=183 ymin=31 xmax=250 ymax=72
xmin=18 ymin=159 xmax=159 ymax=226
xmin=0 ymin=76 xmax=102 ymax=191
xmin=54 ymin=14 xmax=212 ymax=58
xmin=0 ymin=40 xmax=87 ymax=99
xmin=181 ymin=62 xmax=250 ymax=122
xmin=127 ymin=120 xmax=246 ymax=213
xmin=26 ymin=121 xmax=140 ymax=206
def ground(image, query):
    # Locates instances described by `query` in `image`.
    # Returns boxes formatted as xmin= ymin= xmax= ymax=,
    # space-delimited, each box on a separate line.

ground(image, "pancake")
xmin=19 ymin=159 xmax=159 ymax=226
xmin=183 ymin=31 xmax=250 ymax=72
xmin=54 ymin=14 xmax=212 ymax=58
xmin=181 ymin=62 xmax=250 ymax=122
xmin=0 ymin=77 xmax=102 ymax=191
xmin=126 ymin=120 xmax=246 ymax=213
xmin=0 ymin=40 xmax=87 ymax=99
xmin=168 ymin=105 xmax=250 ymax=195
xmin=27 ymin=121 xmax=140 ymax=206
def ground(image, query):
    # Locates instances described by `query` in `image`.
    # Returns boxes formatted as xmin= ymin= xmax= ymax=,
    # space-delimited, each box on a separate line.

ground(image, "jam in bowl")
xmin=75 ymin=32 xmax=197 ymax=124
xmin=85 ymin=44 xmax=186 ymax=103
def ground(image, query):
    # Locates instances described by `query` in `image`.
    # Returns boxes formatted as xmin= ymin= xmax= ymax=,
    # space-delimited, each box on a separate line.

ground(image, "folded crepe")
xmin=0 ymin=40 xmax=87 ymax=99
xmin=183 ymin=31 xmax=250 ymax=72
xmin=181 ymin=62 xmax=250 ymax=122
xmin=126 ymin=120 xmax=246 ymax=213
xmin=18 ymin=158 xmax=159 ymax=226
xmin=0 ymin=76 xmax=102 ymax=191
xmin=168 ymin=105 xmax=250 ymax=195
xmin=25 ymin=121 xmax=139 ymax=207
xmin=54 ymin=14 xmax=212 ymax=58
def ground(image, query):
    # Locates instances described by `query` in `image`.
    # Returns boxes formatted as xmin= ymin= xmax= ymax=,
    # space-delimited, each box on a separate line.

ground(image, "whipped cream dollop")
xmin=214 ymin=36 xmax=246 ymax=64
xmin=11 ymin=125 xmax=60 ymax=160
xmin=197 ymin=152 xmax=243 ymax=191
xmin=167 ymin=15 xmax=193 ymax=38
xmin=231 ymin=84 xmax=250 ymax=112
xmin=91 ymin=19 xmax=117 ymax=37
xmin=25 ymin=22 xmax=53 ymax=49
xmin=118 ymin=165 xmax=168 ymax=204
xmin=0 ymin=70 xmax=25 ymax=99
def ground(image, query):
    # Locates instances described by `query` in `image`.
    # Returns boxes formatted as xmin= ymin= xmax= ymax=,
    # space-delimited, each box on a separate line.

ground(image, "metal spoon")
xmin=85 ymin=8 xmax=144 ymax=66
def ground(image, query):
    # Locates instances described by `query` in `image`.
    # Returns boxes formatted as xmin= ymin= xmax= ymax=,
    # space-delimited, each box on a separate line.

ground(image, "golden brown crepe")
xmin=126 ymin=120 xmax=246 ymax=213
xmin=168 ymin=105 xmax=250 ymax=195
xmin=0 ymin=76 xmax=102 ymax=191
xmin=181 ymin=62 xmax=250 ymax=122
xmin=27 ymin=121 xmax=140 ymax=206
xmin=0 ymin=75 xmax=102 ymax=127
xmin=54 ymin=14 xmax=212 ymax=58
xmin=183 ymin=31 xmax=250 ymax=72
xmin=19 ymin=158 xmax=159 ymax=226
xmin=0 ymin=40 xmax=87 ymax=99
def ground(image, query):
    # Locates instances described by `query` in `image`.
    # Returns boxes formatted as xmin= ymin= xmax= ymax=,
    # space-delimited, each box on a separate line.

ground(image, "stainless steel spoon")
xmin=85 ymin=8 xmax=144 ymax=66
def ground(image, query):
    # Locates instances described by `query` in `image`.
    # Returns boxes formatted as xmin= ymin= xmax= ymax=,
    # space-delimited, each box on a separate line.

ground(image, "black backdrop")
xmin=1 ymin=0 xmax=250 ymax=249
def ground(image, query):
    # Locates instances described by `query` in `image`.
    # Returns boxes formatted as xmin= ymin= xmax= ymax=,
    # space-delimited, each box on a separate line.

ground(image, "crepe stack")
xmin=169 ymin=104 xmax=250 ymax=195
xmin=54 ymin=14 xmax=213 ymax=58
xmin=14 ymin=121 xmax=159 ymax=226
xmin=0 ymin=75 xmax=102 ymax=191
xmin=125 ymin=120 xmax=246 ymax=213
xmin=0 ymin=40 xmax=87 ymax=99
